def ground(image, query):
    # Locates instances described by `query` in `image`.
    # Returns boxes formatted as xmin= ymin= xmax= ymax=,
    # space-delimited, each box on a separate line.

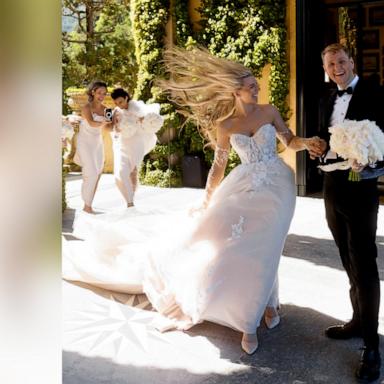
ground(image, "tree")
xmin=62 ymin=0 xmax=137 ymax=112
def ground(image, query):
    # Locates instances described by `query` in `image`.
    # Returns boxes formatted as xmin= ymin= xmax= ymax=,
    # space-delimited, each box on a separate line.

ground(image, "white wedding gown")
xmin=63 ymin=123 xmax=296 ymax=334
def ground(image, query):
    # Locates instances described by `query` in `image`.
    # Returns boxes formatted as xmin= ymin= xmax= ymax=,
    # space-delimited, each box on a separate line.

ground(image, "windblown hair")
xmin=157 ymin=47 xmax=252 ymax=145
xmin=321 ymin=43 xmax=352 ymax=61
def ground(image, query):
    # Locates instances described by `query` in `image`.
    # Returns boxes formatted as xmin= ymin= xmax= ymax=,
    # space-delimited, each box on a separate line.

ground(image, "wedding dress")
xmin=63 ymin=123 xmax=296 ymax=334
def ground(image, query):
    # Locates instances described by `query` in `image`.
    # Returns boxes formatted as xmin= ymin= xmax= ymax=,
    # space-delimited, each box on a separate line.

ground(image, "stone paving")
xmin=63 ymin=173 xmax=384 ymax=384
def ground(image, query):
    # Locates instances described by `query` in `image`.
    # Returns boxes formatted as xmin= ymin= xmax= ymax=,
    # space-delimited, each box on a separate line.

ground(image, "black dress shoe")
xmin=355 ymin=347 xmax=381 ymax=382
xmin=325 ymin=322 xmax=362 ymax=339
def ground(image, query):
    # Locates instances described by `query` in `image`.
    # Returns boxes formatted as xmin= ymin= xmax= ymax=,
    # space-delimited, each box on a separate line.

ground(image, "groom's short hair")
xmin=111 ymin=88 xmax=131 ymax=101
xmin=321 ymin=43 xmax=352 ymax=61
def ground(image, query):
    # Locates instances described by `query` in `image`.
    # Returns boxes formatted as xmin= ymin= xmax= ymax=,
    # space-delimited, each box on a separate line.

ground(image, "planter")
xmin=158 ymin=127 xmax=177 ymax=144
xmin=66 ymin=89 xmax=114 ymax=112
xmin=182 ymin=155 xmax=207 ymax=188
xmin=168 ymin=153 xmax=180 ymax=166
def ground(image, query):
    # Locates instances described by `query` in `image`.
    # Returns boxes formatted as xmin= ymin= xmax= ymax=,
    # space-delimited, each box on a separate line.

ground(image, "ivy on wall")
xmin=131 ymin=0 xmax=170 ymax=100
xmin=339 ymin=7 xmax=357 ymax=59
xmin=197 ymin=0 xmax=289 ymax=119
xmin=132 ymin=0 xmax=290 ymax=186
xmin=131 ymin=0 xmax=185 ymax=186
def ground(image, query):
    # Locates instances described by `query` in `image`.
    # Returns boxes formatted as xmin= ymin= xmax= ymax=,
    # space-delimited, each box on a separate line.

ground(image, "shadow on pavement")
xmin=63 ymin=303 xmax=383 ymax=384
xmin=62 ymin=208 xmax=76 ymax=234
xmin=284 ymin=234 xmax=384 ymax=279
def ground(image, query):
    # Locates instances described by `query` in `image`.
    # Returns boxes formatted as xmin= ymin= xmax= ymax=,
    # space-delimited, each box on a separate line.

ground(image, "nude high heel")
xmin=241 ymin=332 xmax=258 ymax=354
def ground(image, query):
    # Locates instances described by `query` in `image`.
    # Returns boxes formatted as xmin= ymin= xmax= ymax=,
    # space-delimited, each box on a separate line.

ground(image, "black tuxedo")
xmin=318 ymin=79 xmax=384 ymax=349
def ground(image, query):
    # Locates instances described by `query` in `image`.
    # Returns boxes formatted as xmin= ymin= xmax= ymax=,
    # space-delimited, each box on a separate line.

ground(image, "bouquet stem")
xmin=348 ymin=170 xmax=361 ymax=182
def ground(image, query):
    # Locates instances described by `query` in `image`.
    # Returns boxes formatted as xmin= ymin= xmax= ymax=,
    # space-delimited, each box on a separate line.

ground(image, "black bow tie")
xmin=336 ymin=86 xmax=353 ymax=97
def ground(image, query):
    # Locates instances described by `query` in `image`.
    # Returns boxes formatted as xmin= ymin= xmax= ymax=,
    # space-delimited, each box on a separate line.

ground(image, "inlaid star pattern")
xmin=64 ymin=296 xmax=175 ymax=363
xmin=63 ymin=283 xmax=251 ymax=376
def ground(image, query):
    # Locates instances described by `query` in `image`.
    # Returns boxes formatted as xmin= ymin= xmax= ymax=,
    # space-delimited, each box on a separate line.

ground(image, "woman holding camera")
xmin=74 ymin=80 xmax=112 ymax=213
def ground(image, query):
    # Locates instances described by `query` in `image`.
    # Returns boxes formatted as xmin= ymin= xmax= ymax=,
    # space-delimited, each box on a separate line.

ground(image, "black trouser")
xmin=323 ymin=171 xmax=380 ymax=349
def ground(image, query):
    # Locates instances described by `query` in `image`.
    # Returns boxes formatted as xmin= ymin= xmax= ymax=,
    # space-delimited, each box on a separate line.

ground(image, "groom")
xmin=313 ymin=43 xmax=384 ymax=382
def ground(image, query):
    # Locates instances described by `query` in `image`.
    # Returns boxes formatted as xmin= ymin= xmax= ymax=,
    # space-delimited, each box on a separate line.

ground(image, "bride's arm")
xmin=271 ymin=105 xmax=325 ymax=156
xmin=202 ymin=124 xmax=230 ymax=209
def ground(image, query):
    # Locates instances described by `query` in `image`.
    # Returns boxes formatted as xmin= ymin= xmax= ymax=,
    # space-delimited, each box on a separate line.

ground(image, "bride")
xmin=63 ymin=47 xmax=324 ymax=354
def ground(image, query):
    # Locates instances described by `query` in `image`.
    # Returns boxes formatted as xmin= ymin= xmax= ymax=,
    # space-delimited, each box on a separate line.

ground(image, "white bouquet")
xmin=319 ymin=119 xmax=384 ymax=180
xmin=127 ymin=100 xmax=149 ymax=118
xmin=142 ymin=112 xmax=164 ymax=134
xmin=116 ymin=109 xmax=140 ymax=138
xmin=61 ymin=115 xmax=78 ymax=141
xmin=115 ymin=100 xmax=164 ymax=138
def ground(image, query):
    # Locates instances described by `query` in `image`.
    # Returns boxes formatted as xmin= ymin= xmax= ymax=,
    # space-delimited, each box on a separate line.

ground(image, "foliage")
xmin=132 ymin=0 xmax=289 ymax=185
xmin=64 ymin=1 xmax=289 ymax=187
xmin=196 ymin=0 xmax=289 ymax=119
xmin=131 ymin=0 xmax=183 ymax=186
xmin=140 ymin=162 xmax=182 ymax=187
xmin=130 ymin=0 xmax=170 ymax=101
xmin=338 ymin=7 xmax=357 ymax=59
xmin=174 ymin=0 xmax=195 ymax=47
xmin=62 ymin=0 xmax=137 ymax=114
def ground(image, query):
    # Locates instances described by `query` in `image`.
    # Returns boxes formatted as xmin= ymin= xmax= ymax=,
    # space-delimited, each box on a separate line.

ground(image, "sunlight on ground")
xmin=63 ymin=281 xmax=249 ymax=375
xmin=280 ymin=256 xmax=384 ymax=335
xmin=63 ymin=176 xmax=384 ymax=380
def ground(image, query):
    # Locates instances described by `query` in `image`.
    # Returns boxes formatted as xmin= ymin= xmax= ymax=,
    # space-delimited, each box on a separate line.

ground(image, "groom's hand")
xmin=351 ymin=159 xmax=365 ymax=172
xmin=308 ymin=138 xmax=327 ymax=160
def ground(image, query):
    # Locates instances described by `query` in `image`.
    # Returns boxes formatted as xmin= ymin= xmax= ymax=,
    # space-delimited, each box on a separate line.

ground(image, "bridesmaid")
xmin=74 ymin=80 xmax=112 ymax=213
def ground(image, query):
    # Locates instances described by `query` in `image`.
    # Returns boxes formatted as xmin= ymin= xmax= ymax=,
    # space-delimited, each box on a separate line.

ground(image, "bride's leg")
xmin=241 ymin=331 xmax=258 ymax=354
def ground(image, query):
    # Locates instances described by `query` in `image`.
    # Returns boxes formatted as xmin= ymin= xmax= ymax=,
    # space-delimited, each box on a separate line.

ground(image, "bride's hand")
xmin=305 ymin=136 xmax=326 ymax=159
xmin=188 ymin=203 xmax=206 ymax=217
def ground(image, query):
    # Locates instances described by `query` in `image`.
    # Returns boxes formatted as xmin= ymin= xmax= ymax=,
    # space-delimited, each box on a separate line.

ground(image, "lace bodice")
xmin=230 ymin=123 xmax=278 ymax=164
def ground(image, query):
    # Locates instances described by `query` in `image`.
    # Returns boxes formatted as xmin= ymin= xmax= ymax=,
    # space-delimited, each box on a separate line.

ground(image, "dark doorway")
xmin=296 ymin=0 xmax=384 ymax=196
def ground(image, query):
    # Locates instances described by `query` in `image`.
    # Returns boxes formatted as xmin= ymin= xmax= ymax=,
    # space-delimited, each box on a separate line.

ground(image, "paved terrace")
xmin=63 ymin=173 xmax=384 ymax=384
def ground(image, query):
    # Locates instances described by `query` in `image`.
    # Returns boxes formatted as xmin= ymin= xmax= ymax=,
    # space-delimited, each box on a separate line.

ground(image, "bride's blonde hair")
xmin=157 ymin=46 xmax=253 ymax=145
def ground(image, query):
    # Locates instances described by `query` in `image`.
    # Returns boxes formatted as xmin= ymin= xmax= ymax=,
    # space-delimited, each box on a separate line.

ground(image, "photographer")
xmin=73 ymin=80 xmax=112 ymax=214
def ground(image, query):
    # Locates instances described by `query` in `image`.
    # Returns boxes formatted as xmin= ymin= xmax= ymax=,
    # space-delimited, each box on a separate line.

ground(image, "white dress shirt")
xmin=324 ymin=75 xmax=359 ymax=161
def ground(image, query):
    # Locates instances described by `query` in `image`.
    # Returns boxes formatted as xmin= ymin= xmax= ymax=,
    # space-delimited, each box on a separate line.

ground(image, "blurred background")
xmin=0 ymin=0 xmax=61 ymax=383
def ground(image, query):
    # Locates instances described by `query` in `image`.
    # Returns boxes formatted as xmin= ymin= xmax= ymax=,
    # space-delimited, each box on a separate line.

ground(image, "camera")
xmin=104 ymin=108 xmax=113 ymax=122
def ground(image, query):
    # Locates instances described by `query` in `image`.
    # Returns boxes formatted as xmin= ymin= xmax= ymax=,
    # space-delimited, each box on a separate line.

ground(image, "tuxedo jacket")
xmin=318 ymin=79 xmax=384 ymax=171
